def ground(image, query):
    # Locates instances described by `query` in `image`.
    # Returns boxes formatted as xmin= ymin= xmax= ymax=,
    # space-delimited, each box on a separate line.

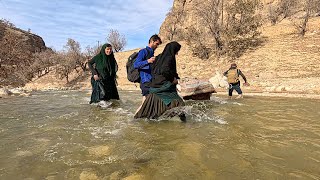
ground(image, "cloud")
xmin=0 ymin=0 xmax=173 ymax=50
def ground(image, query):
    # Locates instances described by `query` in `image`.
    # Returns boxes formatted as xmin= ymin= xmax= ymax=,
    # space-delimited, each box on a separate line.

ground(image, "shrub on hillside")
xmin=184 ymin=0 xmax=262 ymax=59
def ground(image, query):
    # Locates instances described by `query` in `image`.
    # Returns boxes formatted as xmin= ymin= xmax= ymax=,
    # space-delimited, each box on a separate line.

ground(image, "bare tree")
xmin=187 ymin=0 xmax=262 ymax=59
xmin=279 ymin=0 xmax=297 ymax=18
xmin=268 ymin=4 xmax=279 ymax=25
xmin=55 ymin=52 xmax=76 ymax=83
xmin=106 ymin=29 xmax=127 ymax=52
xmin=295 ymin=0 xmax=320 ymax=36
xmin=31 ymin=50 xmax=57 ymax=78
xmin=164 ymin=7 xmax=185 ymax=40
xmin=66 ymin=39 xmax=81 ymax=72
xmin=83 ymin=44 xmax=102 ymax=67
xmin=53 ymin=39 xmax=81 ymax=83
xmin=0 ymin=18 xmax=15 ymax=28
xmin=63 ymin=38 xmax=87 ymax=72
xmin=224 ymin=0 xmax=262 ymax=58
xmin=184 ymin=26 xmax=212 ymax=59
xmin=195 ymin=0 xmax=223 ymax=54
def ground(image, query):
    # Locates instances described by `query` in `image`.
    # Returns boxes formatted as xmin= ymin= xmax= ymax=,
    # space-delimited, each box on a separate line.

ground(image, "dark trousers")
xmin=140 ymin=83 xmax=150 ymax=96
xmin=228 ymin=82 xmax=242 ymax=96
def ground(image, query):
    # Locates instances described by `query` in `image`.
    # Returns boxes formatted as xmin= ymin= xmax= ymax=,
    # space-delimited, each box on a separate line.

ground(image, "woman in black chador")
xmin=134 ymin=41 xmax=185 ymax=121
xmin=88 ymin=43 xmax=119 ymax=106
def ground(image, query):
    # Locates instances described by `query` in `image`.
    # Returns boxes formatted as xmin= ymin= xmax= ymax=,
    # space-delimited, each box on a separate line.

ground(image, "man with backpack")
xmin=129 ymin=34 xmax=162 ymax=113
xmin=133 ymin=34 xmax=162 ymax=96
xmin=223 ymin=63 xmax=249 ymax=99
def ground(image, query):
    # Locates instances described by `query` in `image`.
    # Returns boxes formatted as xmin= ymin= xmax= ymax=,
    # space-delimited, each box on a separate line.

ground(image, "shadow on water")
xmin=0 ymin=90 xmax=320 ymax=179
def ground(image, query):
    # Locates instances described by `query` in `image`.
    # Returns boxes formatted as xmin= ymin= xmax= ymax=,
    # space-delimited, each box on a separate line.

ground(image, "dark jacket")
xmin=133 ymin=46 xmax=154 ymax=84
xmin=149 ymin=41 xmax=181 ymax=88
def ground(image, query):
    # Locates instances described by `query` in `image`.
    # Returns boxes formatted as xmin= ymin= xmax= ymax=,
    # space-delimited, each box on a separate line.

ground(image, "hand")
xmin=172 ymin=78 xmax=179 ymax=85
xmin=243 ymin=82 xmax=250 ymax=86
xmin=93 ymin=75 xmax=99 ymax=81
xmin=147 ymin=57 xmax=155 ymax=63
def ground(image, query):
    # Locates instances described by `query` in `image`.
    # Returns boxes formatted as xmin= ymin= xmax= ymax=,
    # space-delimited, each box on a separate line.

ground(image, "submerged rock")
xmin=88 ymin=145 xmax=111 ymax=157
xmin=123 ymin=173 xmax=145 ymax=180
xmin=79 ymin=171 xmax=99 ymax=180
xmin=110 ymin=170 xmax=127 ymax=180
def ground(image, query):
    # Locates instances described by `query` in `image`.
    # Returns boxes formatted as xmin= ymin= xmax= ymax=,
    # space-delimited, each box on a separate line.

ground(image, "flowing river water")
xmin=0 ymin=90 xmax=319 ymax=179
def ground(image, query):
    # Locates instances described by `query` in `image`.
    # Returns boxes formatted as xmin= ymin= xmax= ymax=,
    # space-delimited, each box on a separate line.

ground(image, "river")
xmin=0 ymin=90 xmax=319 ymax=179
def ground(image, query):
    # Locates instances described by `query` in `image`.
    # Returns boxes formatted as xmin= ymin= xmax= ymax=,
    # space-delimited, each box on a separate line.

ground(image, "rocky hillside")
xmin=0 ymin=23 xmax=46 ymax=53
xmin=0 ymin=21 xmax=47 ymax=87
xmin=159 ymin=0 xmax=317 ymax=42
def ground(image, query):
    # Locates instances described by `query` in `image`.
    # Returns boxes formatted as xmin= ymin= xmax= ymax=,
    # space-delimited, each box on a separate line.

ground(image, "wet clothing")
xmin=88 ymin=44 xmax=119 ymax=103
xmin=148 ymin=42 xmax=181 ymax=88
xmin=228 ymin=82 xmax=242 ymax=96
xmin=135 ymin=41 xmax=184 ymax=119
xmin=140 ymin=82 xmax=150 ymax=96
xmin=223 ymin=68 xmax=247 ymax=96
xmin=134 ymin=81 xmax=184 ymax=119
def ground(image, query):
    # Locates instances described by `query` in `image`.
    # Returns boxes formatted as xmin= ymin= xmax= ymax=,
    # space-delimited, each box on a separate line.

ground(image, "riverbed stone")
xmin=79 ymin=171 xmax=99 ymax=180
xmin=15 ymin=150 xmax=33 ymax=157
xmin=45 ymin=176 xmax=56 ymax=180
xmin=10 ymin=88 xmax=24 ymax=94
xmin=275 ymin=85 xmax=286 ymax=92
xmin=123 ymin=173 xmax=145 ymax=180
xmin=88 ymin=145 xmax=111 ymax=157
xmin=109 ymin=170 xmax=127 ymax=180
xmin=0 ymin=88 xmax=12 ymax=97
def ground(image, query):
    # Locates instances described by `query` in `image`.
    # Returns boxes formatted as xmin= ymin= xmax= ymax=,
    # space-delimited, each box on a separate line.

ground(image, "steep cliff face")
xmin=159 ymin=0 xmax=194 ymax=41
xmin=0 ymin=26 xmax=47 ymax=53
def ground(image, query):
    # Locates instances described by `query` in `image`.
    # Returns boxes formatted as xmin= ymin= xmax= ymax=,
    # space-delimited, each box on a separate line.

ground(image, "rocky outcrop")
xmin=159 ymin=0 xmax=195 ymax=42
xmin=0 ymin=25 xmax=47 ymax=53
xmin=0 ymin=21 xmax=48 ymax=87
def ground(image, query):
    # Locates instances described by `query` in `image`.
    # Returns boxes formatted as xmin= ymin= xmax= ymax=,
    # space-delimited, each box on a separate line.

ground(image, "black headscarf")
xmin=92 ymin=43 xmax=118 ymax=77
xmin=149 ymin=41 xmax=181 ymax=87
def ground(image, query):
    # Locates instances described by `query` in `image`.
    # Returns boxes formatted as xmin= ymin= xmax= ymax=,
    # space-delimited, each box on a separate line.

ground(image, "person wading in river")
xmin=134 ymin=41 xmax=185 ymax=121
xmin=88 ymin=43 xmax=119 ymax=107
xmin=133 ymin=34 xmax=162 ymax=113
xmin=223 ymin=63 xmax=249 ymax=99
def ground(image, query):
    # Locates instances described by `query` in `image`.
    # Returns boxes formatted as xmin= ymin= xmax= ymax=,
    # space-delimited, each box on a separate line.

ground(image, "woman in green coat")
xmin=88 ymin=43 xmax=119 ymax=106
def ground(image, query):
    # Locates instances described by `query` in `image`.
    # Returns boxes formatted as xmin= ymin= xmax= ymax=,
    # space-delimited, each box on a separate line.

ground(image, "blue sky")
xmin=0 ymin=0 xmax=173 ymax=51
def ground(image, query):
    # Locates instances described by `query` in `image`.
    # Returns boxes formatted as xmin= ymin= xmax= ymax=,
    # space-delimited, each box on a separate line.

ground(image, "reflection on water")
xmin=0 ymin=90 xmax=319 ymax=179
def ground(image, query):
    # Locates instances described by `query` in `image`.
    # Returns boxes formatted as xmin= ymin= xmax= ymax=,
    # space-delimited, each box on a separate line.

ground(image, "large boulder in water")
xmin=177 ymin=77 xmax=216 ymax=100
